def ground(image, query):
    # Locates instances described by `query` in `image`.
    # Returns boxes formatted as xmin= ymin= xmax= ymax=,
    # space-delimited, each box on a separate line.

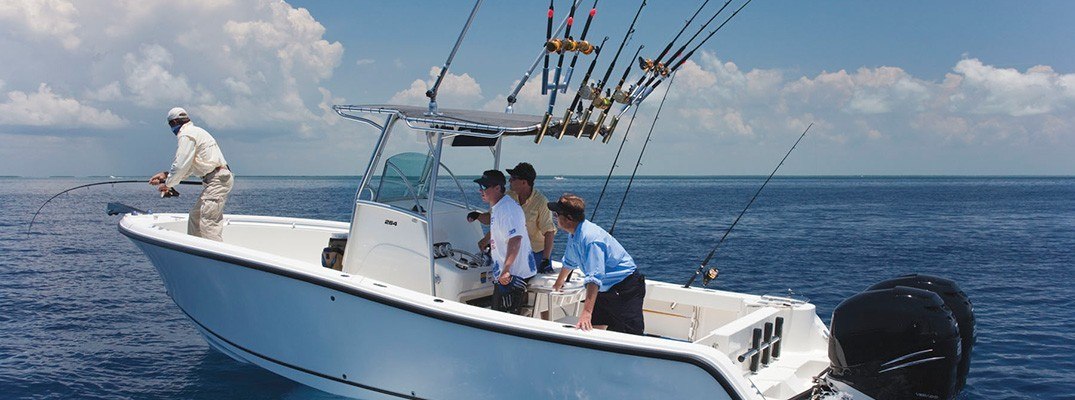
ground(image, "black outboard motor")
xmin=828 ymin=286 xmax=962 ymax=400
xmin=868 ymin=274 xmax=975 ymax=392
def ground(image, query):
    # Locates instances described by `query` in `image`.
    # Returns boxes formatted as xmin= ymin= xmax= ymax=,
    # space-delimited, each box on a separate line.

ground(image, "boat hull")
xmin=122 ymin=223 xmax=748 ymax=399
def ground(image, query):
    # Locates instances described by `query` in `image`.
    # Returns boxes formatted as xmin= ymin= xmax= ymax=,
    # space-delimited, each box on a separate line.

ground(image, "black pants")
xmin=592 ymin=272 xmax=646 ymax=335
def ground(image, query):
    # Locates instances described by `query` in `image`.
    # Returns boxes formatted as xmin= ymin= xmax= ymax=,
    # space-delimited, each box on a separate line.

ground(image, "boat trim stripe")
xmin=119 ymin=223 xmax=745 ymax=400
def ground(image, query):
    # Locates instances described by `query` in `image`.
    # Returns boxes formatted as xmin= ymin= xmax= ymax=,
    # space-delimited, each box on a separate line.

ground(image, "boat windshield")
xmin=375 ymin=152 xmax=434 ymax=206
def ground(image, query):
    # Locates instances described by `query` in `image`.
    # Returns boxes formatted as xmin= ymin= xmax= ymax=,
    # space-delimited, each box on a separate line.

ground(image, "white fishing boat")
xmin=118 ymin=2 xmax=974 ymax=398
xmin=119 ymin=104 xmax=974 ymax=400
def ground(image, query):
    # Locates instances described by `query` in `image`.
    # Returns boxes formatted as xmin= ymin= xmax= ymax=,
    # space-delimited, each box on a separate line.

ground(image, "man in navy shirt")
xmin=549 ymin=194 xmax=645 ymax=335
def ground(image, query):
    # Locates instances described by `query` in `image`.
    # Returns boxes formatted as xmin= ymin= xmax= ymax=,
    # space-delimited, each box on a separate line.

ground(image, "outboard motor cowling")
xmin=828 ymin=286 xmax=961 ymax=400
xmin=867 ymin=274 xmax=975 ymax=392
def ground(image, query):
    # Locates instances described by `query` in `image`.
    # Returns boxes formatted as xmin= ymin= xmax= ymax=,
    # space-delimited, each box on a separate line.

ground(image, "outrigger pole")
xmin=505 ymin=0 xmax=585 ymax=113
xmin=426 ymin=0 xmax=484 ymax=115
xmin=683 ymin=122 xmax=813 ymax=289
xmin=578 ymin=0 xmax=647 ymax=139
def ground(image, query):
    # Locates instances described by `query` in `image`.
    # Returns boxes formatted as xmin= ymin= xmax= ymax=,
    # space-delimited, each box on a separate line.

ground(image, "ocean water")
xmin=1 ymin=176 xmax=1072 ymax=399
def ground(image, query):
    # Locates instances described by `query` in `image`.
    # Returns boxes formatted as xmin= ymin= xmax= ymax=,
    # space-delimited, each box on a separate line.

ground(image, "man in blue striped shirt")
xmin=549 ymin=194 xmax=646 ymax=335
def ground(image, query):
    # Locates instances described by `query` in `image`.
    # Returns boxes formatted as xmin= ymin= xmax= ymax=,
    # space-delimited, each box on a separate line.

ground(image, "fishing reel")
xmin=612 ymin=84 xmax=636 ymax=104
xmin=702 ymin=267 xmax=720 ymax=287
xmin=638 ymin=57 xmax=671 ymax=77
xmin=579 ymin=82 xmax=600 ymax=100
xmin=546 ymin=38 xmax=595 ymax=55
xmin=592 ymin=89 xmax=613 ymax=110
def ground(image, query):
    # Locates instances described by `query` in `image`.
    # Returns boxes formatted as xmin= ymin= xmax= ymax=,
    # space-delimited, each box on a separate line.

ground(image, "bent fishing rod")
xmin=577 ymin=0 xmax=646 ymax=139
xmin=607 ymin=71 xmax=679 ymax=234
xmin=683 ymin=122 xmax=813 ymax=289
xmin=426 ymin=0 xmax=484 ymax=115
xmin=639 ymin=0 xmax=752 ymax=103
xmin=505 ymin=0 xmax=585 ymax=112
xmin=28 ymin=179 xmax=201 ymax=232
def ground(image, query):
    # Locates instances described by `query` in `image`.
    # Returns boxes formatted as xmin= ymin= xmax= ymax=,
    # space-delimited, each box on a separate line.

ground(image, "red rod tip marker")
xmin=590 ymin=9 xmax=596 ymax=17
xmin=548 ymin=9 xmax=554 ymax=18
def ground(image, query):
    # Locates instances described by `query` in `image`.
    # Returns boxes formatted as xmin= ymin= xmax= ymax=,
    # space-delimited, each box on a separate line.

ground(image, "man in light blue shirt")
xmin=549 ymin=194 xmax=645 ymax=335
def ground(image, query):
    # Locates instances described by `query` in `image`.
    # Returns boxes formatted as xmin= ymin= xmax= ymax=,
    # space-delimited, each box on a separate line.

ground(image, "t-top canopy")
xmin=333 ymin=104 xmax=601 ymax=142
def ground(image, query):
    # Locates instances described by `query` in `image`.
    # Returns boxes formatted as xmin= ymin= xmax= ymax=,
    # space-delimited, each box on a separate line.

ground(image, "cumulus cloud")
xmin=0 ymin=83 xmax=127 ymax=128
xmin=0 ymin=0 xmax=345 ymax=136
xmin=0 ymin=0 xmax=81 ymax=49
xmin=658 ymin=53 xmax=1074 ymax=145
xmin=947 ymin=59 xmax=1075 ymax=116
xmin=390 ymin=67 xmax=483 ymax=107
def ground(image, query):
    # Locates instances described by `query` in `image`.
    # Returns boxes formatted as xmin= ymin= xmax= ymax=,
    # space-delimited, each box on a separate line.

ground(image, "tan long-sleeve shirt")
xmin=165 ymin=122 xmax=228 ymax=187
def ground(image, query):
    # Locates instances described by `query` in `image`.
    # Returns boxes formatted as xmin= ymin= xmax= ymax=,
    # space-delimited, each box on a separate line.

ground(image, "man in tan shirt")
xmin=148 ymin=107 xmax=233 ymax=241
xmin=469 ymin=162 xmax=557 ymax=274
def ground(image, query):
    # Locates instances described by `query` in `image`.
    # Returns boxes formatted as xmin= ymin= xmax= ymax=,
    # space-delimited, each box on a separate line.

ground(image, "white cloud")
xmin=1 ymin=0 xmax=346 ymax=139
xmin=390 ymin=67 xmax=483 ymax=107
xmin=84 ymin=81 xmax=122 ymax=101
xmin=0 ymin=0 xmax=81 ymax=49
xmin=947 ymin=58 xmax=1075 ymax=116
xmin=356 ymin=58 xmax=375 ymax=66
xmin=0 ymin=83 xmax=127 ymax=128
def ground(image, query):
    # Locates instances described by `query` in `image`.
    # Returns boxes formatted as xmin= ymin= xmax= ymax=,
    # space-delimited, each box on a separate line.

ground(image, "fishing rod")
xmin=426 ymin=0 xmax=484 ymax=115
xmin=542 ymin=0 xmax=554 ymax=96
xmin=608 ymin=71 xmax=678 ymax=235
xmin=560 ymin=0 xmax=600 ymax=93
xmin=683 ymin=122 xmax=813 ymax=289
xmin=535 ymin=0 xmax=578 ymax=144
xmin=593 ymin=44 xmax=643 ymax=143
xmin=577 ymin=0 xmax=646 ymax=139
xmin=589 ymin=91 xmax=644 ymax=222
xmin=635 ymin=0 xmax=733 ymax=96
xmin=505 ymin=0 xmax=585 ymax=112
xmin=28 ymin=179 xmax=201 ymax=232
xmin=634 ymin=0 xmax=712 ymax=88
xmin=599 ymin=0 xmax=732 ymax=139
xmin=638 ymin=0 xmax=752 ymax=103
xmin=555 ymin=36 xmax=607 ymax=140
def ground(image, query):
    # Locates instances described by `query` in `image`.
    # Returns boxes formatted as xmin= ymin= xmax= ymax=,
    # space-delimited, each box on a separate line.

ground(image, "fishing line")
xmin=589 ymin=94 xmax=644 ymax=222
xmin=28 ymin=179 xmax=200 ymax=233
xmin=608 ymin=71 xmax=678 ymax=235
xmin=683 ymin=122 xmax=813 ymax=288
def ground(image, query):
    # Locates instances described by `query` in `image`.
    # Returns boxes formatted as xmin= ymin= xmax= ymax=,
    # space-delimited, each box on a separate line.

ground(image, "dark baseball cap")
xmin=547 ymin=194 xmax=586 ymax=221
xmin=506 ymin=162 xmax=537 ymax=182
xmin=473 ymin=169 xmax=506 ymax=188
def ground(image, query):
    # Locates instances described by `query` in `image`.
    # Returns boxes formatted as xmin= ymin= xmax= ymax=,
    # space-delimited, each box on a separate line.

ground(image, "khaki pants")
xmin=189 ymin=168 xmax=233 ymax=241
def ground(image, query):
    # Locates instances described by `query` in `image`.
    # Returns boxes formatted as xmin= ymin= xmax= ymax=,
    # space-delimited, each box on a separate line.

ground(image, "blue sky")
xmin=1 ymin=0 xmax=1073 ymax=177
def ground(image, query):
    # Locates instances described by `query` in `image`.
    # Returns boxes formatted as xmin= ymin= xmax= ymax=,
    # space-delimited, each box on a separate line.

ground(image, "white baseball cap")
xmin=166 ymin=107 xmax=188 ymax=121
